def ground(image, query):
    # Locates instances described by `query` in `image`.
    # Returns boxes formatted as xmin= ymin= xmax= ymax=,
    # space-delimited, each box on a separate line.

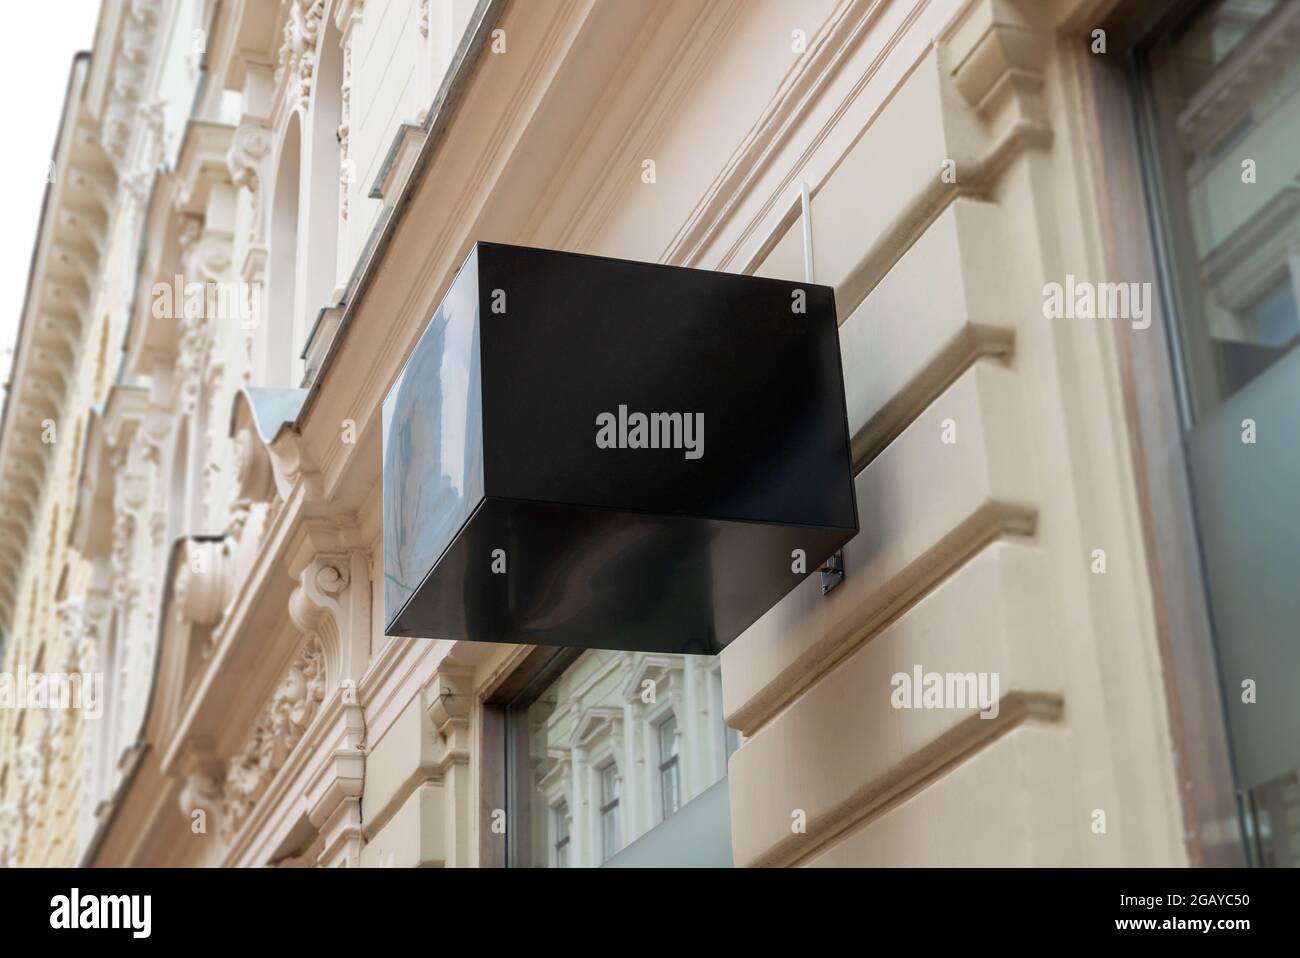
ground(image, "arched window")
xmin=261 ymin=22 xmax=345 ymax=389
xmin=265 ymin=115 xmax=302 ymax=386
xmin=302 ymin=19 xmax=344 ymax=317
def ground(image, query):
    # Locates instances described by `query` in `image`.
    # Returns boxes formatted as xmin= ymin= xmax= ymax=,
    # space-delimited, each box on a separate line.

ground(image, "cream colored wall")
xmin=720 ymin=4 xmax=1187 ymax=866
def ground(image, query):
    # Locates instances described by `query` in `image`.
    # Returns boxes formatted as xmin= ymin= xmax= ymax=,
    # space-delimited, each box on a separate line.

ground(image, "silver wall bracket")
xmin=820 ymin=551 xmax=845 ymax=595
xmin=800 ymin=181 xmax=847 ymax=599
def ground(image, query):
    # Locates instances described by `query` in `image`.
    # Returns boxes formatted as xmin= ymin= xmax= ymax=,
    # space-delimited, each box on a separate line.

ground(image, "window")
xmin=1136 ymin=0 xmax=1300 ymax=867
xmin=553 ymin=803 xmax=570 ymax=868
xmin=657 ymin=714 xmax=681 ymax=820
xmin=599 ymin=764 xmax=621 ymax=862
xmin=504 ymin=649 xmax=735 ymax=867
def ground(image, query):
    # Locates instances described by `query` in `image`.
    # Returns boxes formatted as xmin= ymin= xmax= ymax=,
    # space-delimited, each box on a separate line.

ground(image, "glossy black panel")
xmin=383 ymin=242 xmax=857 ymax=653
xmin=475 ymin=242 xmax=856 ymax=529
xmin=385 ymin=497 xmax=851 ymax=655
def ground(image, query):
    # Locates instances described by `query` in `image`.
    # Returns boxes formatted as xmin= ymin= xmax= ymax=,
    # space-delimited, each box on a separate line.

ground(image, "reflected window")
xmin=657 ymin=714 xmax=681 ymax=820
xmin=1136 ymin=0 xmax=1300 ymax=867
xmin=553 ymin=802 xmax=570 ymax=868
xmin=599 ymin=764 xmax=621 ymax=862
xmin=505 ymin=649 xmax=736 ymax=867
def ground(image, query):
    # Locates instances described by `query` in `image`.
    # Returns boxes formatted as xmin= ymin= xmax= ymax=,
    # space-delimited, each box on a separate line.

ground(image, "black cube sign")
xmin=383 ymin=242 xmax=857 ymax=654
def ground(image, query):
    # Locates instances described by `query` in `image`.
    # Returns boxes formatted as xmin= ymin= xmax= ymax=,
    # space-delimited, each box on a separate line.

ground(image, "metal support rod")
xmin=799 ymin=181 xmax=845 ymax=596
xmin=801 ymin=181 xmax=815 ymax=285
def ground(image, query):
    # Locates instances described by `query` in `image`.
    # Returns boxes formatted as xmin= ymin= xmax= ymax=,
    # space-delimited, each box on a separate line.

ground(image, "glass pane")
xmin=1138 ymin=0 xmax=1300 ymax=419
xmin=658 ymin=714 xmax=681 ymax=819
xmin=553 ymin=802 xmax=571 ymax=868
xmin=660 ymin=761 xmax=681 ymax=820
xmin=508 ymin=650 xmax=734 ymax=867
xmin=658 ymin=714 xmax=679 ymax=760
xmin=381 ymin=251 xmax=484 ymax=625
xmin=601 ymin=804 xmax=620 ymax=862
xmin=600 ymin=764 xmax=619 ymax=806
xmin=1138 ymin=0 xmax=1300 ymax=867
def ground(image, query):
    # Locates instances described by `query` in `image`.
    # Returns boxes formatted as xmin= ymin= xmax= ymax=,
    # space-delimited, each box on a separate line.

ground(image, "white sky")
xmin=0 ymin=1 xmax=102 ymax=400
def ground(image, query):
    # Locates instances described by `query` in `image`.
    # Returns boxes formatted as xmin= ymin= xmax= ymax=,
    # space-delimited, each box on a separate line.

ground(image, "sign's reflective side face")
xmin=383 ymin=242 xmax=858 ymax=654
xmin=382 ymin=248 xmax=484 ymax=623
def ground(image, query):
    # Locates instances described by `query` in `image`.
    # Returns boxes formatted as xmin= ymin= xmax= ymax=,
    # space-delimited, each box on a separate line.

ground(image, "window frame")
xmin=655 ymin=712 xmax=681 ymax=822
xmin=1074 ymin=0 xmax=1257 ymax=865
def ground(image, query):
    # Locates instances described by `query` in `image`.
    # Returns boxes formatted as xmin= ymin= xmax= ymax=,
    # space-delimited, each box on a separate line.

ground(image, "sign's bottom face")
xmin=384 ymin=497 xmax=854 ymax=655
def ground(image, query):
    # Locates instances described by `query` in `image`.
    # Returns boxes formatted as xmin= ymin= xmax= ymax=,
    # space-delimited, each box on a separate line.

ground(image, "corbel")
xmin=267 ymin=429 xmax=324 ymax=502
xmin=426 ymin=665 xmax=474 ymax=774
xmin=173 ymin=736 xmax=226 ymax=839
xmin=287 ymin=540 xmax=371 ymax=687
xmin=945 ymin=0 xmax=1052 ymax=132
xmin=174 ymin=538 xmax=233 ymax=628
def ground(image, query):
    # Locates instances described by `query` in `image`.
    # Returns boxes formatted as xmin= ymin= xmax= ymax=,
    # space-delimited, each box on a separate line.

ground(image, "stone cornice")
xmin=0 ymin=54 xmax=117 ymax=638
xmin=68 ymin=384 xmax=151 ymax=561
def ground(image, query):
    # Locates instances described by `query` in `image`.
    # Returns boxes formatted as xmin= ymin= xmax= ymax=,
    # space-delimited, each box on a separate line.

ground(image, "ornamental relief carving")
xmin=110 ymin=505 xmax=139 ymax=609
xmin=227 ymin=123 xmax=271 ymax=245
xmin=57 ymin=597 xmax=102 ymax=676
xmin=178 ymin=766 xmax=224 ymax=830
xmin=276 ymin=0 xmax=325 ymax=109
xmin=10 ymin=713 xmax=56 ymax=861
xmin=338 ymin=33 xmax=354 ymax=224
xmin=0 ymin=803 xmax=19 ymax=868
xmin=175 ymin=217 xmax=211 ymax=420
xmin=101 ymin=1 xmax=161 ymax=169
xmin=174 ymin=539 xmax=232 ymax=633
xmin=222 ymin=638 xmax=326 ymax=837
xmin=288 ymin=560 xmax=349 ymax=639
xmin=228 ymin=420 xmax=277 ymax=546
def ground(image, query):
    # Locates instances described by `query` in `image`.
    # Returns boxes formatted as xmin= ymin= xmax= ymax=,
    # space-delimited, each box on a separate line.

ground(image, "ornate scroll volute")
xmin=174 ymin=538 xmax=233 ymax=630
xmin=226 ymin=393 xmax=278 ymax=550
xmin=288 ymin=540 xmax=371 ymax=690
xmin=288 ymin=558 xmax=349 ymax=647
xmin=176 ymin=738 xmax=226 ymax=840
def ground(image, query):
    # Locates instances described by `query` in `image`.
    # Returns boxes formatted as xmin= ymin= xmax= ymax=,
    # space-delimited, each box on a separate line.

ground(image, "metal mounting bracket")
xmin=801 ymin=180 xmax=846 ymax=598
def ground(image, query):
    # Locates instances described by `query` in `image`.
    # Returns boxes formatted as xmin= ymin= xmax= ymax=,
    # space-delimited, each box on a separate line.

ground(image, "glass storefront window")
xmin=1136 ymin=0 xmax=1300 ymax=867
xmin=505 ymin=649 xmax=735 ymax=867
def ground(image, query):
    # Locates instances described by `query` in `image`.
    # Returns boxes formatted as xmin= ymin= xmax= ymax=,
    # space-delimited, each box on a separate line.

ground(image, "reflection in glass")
xmin=599 ymin=763 xmax=621 ymax=862
xmin=658 ymin=714 xmax=681 ymax=820
xmin=1137 ymin=0 xmax=1300 ymax=867
xmin=508 ymin=650 xmax=736 ymax=867
xmin=381 ymin=252 xmax=483 ymax=626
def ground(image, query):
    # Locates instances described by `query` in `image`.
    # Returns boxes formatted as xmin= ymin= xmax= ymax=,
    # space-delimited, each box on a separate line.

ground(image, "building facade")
xmin=0 ymin=0 xmax=1294 ymax=867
